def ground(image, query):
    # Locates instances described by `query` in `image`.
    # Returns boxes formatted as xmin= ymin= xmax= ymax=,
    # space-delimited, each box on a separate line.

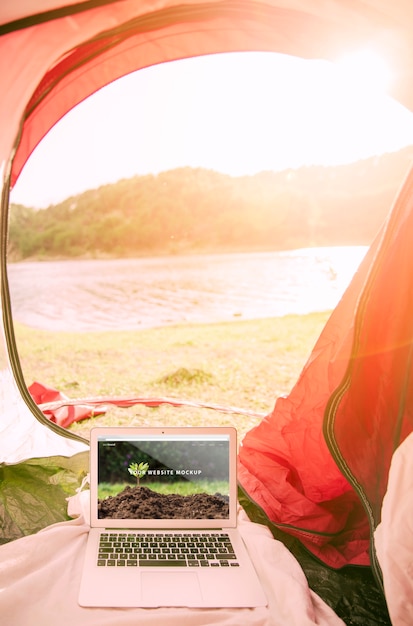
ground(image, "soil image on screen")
xmin=97 ymin=438 xmax=230 ymax=520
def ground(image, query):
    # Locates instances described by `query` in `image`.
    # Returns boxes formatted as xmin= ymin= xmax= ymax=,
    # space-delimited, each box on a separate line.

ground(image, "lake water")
xmin=7 ymin=246 xmax=368 ymax=332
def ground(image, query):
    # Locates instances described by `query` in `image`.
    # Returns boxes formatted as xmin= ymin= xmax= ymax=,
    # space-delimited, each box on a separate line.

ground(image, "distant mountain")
xmin=8 ymin=146 xmax=413 ymax=260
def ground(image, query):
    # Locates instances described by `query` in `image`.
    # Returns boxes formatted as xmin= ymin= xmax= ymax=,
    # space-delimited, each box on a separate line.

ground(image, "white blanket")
xmin=375 ymin=431 xmax=413 ymax=626
xmin=0 ymin=488 xmax=344 ymax=626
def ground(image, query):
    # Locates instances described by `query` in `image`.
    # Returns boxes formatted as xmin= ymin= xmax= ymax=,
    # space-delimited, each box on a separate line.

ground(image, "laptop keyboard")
xmin=97 ymin=532 xmax=239 ymax=568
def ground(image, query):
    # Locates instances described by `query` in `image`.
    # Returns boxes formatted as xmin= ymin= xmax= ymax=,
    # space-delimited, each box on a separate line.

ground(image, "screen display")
xmin=97 ymin=434 xmax=230 ymax=520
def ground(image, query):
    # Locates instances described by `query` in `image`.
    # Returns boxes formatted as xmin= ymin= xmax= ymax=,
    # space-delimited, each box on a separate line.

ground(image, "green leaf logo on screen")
xmin=128 ymin=461 xmax=149 ymax=487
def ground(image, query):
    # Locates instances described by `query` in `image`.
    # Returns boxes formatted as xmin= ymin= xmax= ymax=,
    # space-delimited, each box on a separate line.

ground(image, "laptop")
xmin=78 ymin=426 xmax=267 ymax=608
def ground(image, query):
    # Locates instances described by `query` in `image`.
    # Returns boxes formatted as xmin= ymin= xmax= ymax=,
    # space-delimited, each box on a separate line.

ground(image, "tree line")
xmin=8 ymin=146 xmax=413 ymax=260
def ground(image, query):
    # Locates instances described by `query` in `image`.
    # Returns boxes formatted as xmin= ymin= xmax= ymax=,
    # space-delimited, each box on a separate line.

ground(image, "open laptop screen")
xmin=89 ymin=427 xmax=237 ymax=529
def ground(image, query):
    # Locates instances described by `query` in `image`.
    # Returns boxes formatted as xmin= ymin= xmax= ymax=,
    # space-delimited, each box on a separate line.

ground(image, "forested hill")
xmin=8 ymin=145 xmax=413 ymax=260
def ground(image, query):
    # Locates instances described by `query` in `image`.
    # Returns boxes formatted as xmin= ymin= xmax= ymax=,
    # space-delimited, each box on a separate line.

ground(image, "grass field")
xmin=98 ymin=480 xmax=230 ymax=500
xmin=14 ymin=311 xmax=331 ymax=442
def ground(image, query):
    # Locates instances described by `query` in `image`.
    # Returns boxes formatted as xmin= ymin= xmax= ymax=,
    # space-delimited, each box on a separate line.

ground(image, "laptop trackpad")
xmin=141 ymin=571 xmax=203 ymax=606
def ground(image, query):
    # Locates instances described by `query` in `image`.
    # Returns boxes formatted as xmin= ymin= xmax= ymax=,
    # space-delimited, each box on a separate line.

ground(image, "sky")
xmin=10 ymin=51 xmax=413 ymax=209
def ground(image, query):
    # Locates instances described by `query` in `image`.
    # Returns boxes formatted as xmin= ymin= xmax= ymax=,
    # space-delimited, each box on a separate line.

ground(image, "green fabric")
xmin=0 ymin=451 xmax=89 ymax=544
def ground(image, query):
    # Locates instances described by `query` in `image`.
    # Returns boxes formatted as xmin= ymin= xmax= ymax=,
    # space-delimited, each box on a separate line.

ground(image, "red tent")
xmin=1 ymin=2 xmax=413 ymax=620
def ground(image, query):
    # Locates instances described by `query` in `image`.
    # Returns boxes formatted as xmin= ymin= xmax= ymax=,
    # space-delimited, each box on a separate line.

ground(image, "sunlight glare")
xmin=11 ymin=51 xmax=413 ymax=209
xmin=335 ymin=48 xmax=392 ymax=94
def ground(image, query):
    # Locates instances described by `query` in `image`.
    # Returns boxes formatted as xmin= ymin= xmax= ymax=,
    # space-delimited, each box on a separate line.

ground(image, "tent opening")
xmin=6 ymin=51 xmax=413 ymax=445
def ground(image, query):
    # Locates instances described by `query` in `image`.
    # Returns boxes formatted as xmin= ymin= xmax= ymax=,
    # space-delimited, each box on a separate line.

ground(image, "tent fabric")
xmin=238 ymin=233 xmax=380 ymax=569
xmin=238 ymin=488 xmax=392 ymax=625
xmin=238 ymin=165 xmax=413 ymax=571
xmin=30 ymin=381 xmax=265 ymax=428
xmin=2 ymin=0 xmax=413 ymax=188
xmin=0 ymin=451 xmax=88 ymax=544
xmin=0 ymin=368 xmax=88 ymax=464
xmin=28 ymin=381 xmax=106 ymax=427
xmin=324 ymin=168 xmax=413 ymax=539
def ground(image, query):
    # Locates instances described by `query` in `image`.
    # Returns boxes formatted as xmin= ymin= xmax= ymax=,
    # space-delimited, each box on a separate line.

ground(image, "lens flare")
xmin=335 ymin=48 xmax=392 ymax=94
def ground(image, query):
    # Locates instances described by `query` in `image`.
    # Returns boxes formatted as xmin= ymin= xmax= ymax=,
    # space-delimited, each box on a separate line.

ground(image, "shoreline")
xmin=7 ymin=243 xmax=367 ymax=264
xmin=7 ymin=247 xmax=365 ymax=333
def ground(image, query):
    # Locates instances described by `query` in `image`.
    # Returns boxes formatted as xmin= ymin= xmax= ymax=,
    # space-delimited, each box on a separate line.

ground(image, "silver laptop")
xmin=78 ymin=426 xmax=267 ymax=608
